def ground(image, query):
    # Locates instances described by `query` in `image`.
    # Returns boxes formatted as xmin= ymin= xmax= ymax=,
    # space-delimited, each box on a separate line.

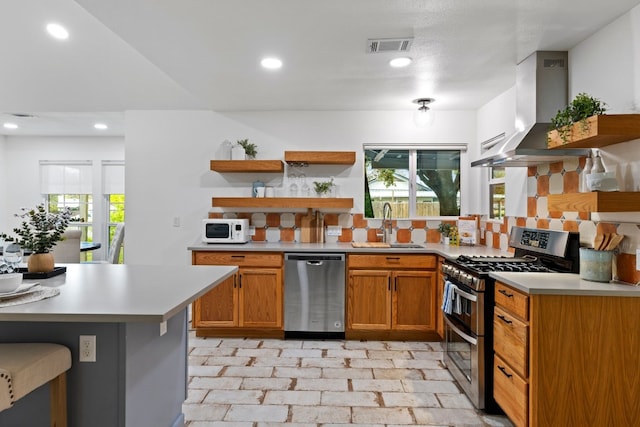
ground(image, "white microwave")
xmin=202 ymin=218 xmax=250 ymax=244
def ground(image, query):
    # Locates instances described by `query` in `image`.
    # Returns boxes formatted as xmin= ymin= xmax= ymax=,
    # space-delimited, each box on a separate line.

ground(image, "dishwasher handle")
xmin=285 ymin=253 xmax=345 ymax=262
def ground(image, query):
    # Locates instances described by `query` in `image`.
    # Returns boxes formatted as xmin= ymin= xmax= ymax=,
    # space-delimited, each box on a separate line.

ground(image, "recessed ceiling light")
xmin=46 ymin=23 xmax=69 ymax=40
xmin=94 ymin=123 xmax=108 ymax=130
xmin=261 ymin=57 xmax=283 ymax=69
xmin=3 ymin=123 xmax=18 ymax=129
xmin=389 ymin=57 xmax=412 ymax=68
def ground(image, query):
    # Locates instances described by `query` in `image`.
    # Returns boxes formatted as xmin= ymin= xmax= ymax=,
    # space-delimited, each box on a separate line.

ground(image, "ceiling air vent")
xmin=367 ymin=38 xmax=413 ymax=53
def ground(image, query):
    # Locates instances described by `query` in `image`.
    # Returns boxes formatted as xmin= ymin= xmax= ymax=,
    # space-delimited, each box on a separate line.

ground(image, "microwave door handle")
xmin=444 ymin=316 xmax=478 ymax=345
xmin=453 ymin=287 xmax=477 ymax=302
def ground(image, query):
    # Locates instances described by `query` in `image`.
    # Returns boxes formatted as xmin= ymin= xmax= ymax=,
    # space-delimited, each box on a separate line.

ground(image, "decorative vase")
xmin=27 ymin=253 xmax=55 ymax=273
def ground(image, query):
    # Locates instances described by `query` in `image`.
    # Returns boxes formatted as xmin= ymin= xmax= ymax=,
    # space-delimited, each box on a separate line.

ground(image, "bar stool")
xmin=0 ymin=343 xmax=72 ymax=426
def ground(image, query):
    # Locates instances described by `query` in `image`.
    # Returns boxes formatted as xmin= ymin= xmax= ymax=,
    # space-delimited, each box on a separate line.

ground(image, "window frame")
xmin=363 ymin=143 xmax=467 ymax=219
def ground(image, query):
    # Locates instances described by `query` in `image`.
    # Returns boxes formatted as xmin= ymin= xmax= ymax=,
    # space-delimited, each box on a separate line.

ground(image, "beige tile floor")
xmin=184 ymin=333 xmax=514 ymax=427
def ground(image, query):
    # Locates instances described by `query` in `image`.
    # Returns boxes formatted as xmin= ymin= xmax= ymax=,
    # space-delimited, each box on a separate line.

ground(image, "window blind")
xmin=40 ymin=161 xmax=93 ymax=194
xmin=102 ymin=161 xmax=125 ymax=194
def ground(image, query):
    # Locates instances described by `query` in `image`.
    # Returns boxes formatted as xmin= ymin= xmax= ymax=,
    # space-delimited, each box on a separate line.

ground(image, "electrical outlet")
xmin=327 ymin=226 xmax=342 ymax=237
xmin=79 ymin=335 xmax=96 ymax=362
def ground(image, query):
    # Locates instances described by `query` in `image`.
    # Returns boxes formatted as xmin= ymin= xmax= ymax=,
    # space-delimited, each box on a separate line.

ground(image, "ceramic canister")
xmin=252 ymin=180 xmax=265 ymax=197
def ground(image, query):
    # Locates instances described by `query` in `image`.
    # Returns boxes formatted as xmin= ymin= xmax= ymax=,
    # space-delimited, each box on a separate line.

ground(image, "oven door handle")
xmin=444 ymin=315 xmax=478 ymax=346
xmin=452 ymin=286 xmax=477 ymax=302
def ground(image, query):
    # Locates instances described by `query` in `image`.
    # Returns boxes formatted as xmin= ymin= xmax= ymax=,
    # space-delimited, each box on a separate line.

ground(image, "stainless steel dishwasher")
xmin=284 ymin=253 xmax=345 ymax=339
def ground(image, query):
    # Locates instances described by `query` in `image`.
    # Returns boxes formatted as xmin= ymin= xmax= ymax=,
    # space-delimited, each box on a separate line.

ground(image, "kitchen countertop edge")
xmin=490 ymin=271 xmax=640 ymax=297
xmin=188 ymin=241 xmax=509 ymax=259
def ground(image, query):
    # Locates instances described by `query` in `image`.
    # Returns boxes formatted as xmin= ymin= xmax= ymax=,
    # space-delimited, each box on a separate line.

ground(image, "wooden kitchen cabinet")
xmin=493 ymin=280 xmax=640 ymax=427
xmin=192 ymin=251 xmax=283 ymax=338
xmin=346 ymin=254 xmax=438 ymax=341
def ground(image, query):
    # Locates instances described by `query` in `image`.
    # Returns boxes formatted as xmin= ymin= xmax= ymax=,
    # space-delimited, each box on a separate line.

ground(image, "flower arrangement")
xmin=1 ymin=204 xmax=72 ymax=254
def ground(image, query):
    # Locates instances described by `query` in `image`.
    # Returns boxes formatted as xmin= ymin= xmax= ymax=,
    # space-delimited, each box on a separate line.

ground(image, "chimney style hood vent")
xmin=472 ymin=51 xmax=590 ymax=167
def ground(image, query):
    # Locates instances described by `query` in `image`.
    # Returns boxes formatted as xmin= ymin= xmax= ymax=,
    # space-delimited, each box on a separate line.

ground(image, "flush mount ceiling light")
xmin=46 ymin=23 xmax=69 ymax=40
xmin=412 ymin=98 xmax=435 ymax=128
xmin=3 ymin=123 xmax=18 ymax=129
xmin=94 ymin=123 xmax=108 ymax=130
xmin=261 ymin=57 xmax=283 ymax=69
xmin=389 ymin=57 xmax=412 ymax=68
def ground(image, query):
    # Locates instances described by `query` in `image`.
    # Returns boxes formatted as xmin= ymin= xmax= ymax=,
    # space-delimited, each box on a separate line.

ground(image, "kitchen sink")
xmin=390 ymin=243 xmax=424 ymax=249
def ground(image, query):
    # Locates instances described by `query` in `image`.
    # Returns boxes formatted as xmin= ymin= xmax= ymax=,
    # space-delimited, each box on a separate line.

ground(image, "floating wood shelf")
xmin=210 ymin=160 xmax=284 ymax=173
xmin=284 ymin=151 xmax=356 ymax=165
xmin=548 ymin=192 xmax=640 ymax=212
xmin=212 ymin=197 xmax=354 ymax=209
xmin=547 ymin=114 xmax=640 ymax=149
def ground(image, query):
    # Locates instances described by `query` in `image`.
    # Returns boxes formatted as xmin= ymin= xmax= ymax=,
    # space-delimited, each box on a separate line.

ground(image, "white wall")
xmin=1 ymin=136 xmax=124 ymax=258
xmin=474 ymin=87 xmax=517 ymax=215
xmin=570 ymin=3 xmax=640 ymax=198
xmin=125 ymin=110 xmax=476 ymax=265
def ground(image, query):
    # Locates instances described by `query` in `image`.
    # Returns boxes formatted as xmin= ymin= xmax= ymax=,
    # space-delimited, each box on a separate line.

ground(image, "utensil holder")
xmin=579 ymin=247 xmax=613 ymax=282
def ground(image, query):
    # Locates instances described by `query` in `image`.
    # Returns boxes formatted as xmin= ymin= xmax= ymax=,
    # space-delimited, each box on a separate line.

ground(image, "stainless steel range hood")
xmin=472 ymin=51 xmax=590 ymax=167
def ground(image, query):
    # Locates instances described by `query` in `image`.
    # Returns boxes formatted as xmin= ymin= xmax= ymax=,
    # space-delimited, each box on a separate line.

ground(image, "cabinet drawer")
xmin=495 ymin=282 xmax=529 ymax=321
xmin=193 ymin=251 xmax=283 ymax=267
xmin=494 ymin=354 xmax=528 ymax=427
xmin=348 ymin=254 xmax=436 ymax=269
xmin=494 ymin=306 xmax=528 ymax=378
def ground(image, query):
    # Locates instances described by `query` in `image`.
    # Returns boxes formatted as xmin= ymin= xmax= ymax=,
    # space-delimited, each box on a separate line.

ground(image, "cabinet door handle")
xmin=386 ymin=257 xmax=401 ymax=261
xmin=233 ymin=275 xmax=237 ymax=288
xmin=498 ymin=289 xmax=514 ymax=298
xmin=394 ymin=277 xmax=397 ymax=292
xmin=231 ymin=255 xmax=245 ymax=259
xmin=497 ymin=314 xmax=512 ymax=324
xmin=388 ymin=277 xmax=391 ymax=291
xmin=498 ymin=365 xmax=513 ymax=378
xmin=238 ymin=275 xmax=242 ymax=288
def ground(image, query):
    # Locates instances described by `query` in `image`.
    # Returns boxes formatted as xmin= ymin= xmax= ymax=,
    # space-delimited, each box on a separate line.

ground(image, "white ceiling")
xmin=2 ymin=0 xmax=640 ymax=136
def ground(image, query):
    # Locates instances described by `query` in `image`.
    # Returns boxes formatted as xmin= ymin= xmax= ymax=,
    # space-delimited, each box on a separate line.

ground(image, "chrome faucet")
xmin=381 ymin=202 xmax=393 ymax=243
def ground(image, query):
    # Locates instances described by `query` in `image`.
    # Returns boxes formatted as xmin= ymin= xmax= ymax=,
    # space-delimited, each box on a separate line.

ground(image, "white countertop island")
xmin=0 ymin=263 xmax=236 ymax=427
xmin=0 ymin=263 xmax=237 ymax=322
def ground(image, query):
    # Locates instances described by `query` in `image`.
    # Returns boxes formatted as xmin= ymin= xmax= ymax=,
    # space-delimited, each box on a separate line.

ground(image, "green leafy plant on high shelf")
xmin=549 ymin=92 xmax=607 ymax=145
xmin=236 ymin=139 xmax=257 ymax=159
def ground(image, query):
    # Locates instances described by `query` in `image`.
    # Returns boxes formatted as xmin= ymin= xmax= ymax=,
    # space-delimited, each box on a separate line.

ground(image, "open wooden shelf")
xmin=548 ymin=192 xmax=640 ymax=212
xmin=212 ymin=197 xmax=354 ymax=209
xmin=547 ymin=114 xmax=640 ymax=149
xmin=210 ymin=160 xmax=284 ymax=173
xmin=284 ymin=151 xmax=356 ymax=165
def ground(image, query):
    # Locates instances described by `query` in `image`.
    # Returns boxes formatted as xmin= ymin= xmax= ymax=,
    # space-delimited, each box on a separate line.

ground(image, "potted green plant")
xmin=1 ymin=204 xmax=72 ymax=272
xmin=237 ymin=139 xmax=257 ymax=159
xmin=313 ymin=178 xmax=334 ymax=197
xmin=548 ymin=92 xmax=607 ymax=146
xmin=438 ymin=222 xmax=453 ymax=244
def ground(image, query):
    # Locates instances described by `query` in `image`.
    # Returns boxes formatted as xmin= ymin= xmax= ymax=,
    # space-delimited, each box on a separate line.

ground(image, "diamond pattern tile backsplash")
xmin=209 ymin=157 xmax=639 ymax=284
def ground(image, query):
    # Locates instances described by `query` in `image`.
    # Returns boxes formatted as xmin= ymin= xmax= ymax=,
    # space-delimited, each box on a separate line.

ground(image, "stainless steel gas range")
xmin=441 ymin=226 xmax=580 ymax=413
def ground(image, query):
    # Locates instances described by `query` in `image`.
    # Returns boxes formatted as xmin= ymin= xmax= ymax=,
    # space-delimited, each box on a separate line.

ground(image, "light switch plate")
xmin=636 ymin=249 xmax=640 ymax=271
